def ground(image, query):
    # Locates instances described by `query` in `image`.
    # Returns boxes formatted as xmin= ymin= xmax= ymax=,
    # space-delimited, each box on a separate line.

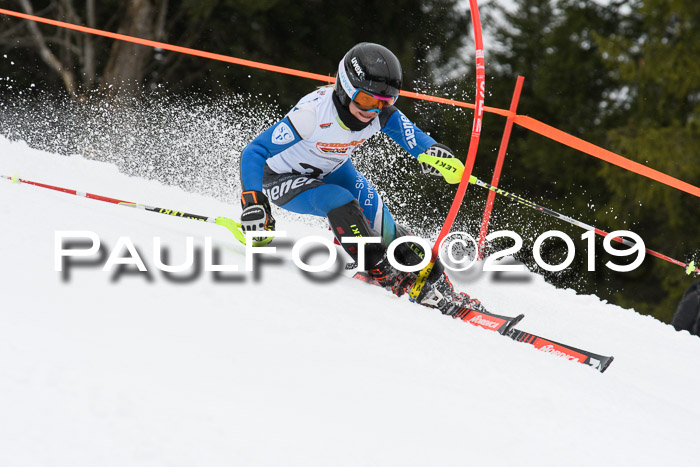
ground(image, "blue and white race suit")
xmin=240 ymin=87 xmax=436 ymax=243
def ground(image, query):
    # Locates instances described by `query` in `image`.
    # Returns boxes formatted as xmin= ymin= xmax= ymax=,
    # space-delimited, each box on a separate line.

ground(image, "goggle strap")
xmin=337 ymin=60 xmax=357 ymax=100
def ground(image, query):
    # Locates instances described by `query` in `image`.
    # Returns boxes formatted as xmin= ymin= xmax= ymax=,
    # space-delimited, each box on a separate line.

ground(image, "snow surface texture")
xmin=1 ymin=136 xmax=700 ymax=467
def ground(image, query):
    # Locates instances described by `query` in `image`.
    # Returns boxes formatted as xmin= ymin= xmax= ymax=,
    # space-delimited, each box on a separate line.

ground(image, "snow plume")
xmin=0 ymin=87 xmax=282 ymax=204
xmin=0 ymin=85 xmax=459 ymax=237
xmin=0 ymin=84 xmax=609 ymax=294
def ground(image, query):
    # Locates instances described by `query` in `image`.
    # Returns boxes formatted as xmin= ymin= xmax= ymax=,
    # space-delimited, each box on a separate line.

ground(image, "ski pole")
xmin=1 ymin=174 xmax=272 ymax=247
xmin=468 ymin=175 xmax=699 ymax=276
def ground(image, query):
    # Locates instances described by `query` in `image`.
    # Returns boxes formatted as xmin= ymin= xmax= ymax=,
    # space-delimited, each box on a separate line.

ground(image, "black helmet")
xmin=335 ymin=42 xmax=403 ymax=107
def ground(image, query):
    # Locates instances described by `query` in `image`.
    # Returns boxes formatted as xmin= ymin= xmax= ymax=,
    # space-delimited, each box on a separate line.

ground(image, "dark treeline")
xmin=0 ymin=0 xmax=698 ymax=321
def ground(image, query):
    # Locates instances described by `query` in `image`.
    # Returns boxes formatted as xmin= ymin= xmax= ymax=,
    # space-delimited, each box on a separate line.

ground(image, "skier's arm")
xmin=239 ymin=109 xmax=316 ymax=235
xmin=240 ymin=117 xmax=302 ymax=192
xmin=239 ymin=116 xmax=301 ymax=237
xmin=379 ymin=107 xmax=437 ymax=157
xmin=379 ymin=107 xmax=460 ymax=182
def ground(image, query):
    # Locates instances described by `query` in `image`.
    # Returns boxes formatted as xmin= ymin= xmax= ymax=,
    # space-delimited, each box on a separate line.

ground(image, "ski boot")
xmin=366 ymin=254 xmax=416 ymax=297
xmin=367 ymin=254 xmax=485 ymax=318
xmin=414 ymin=260 xmax=487 ymax=318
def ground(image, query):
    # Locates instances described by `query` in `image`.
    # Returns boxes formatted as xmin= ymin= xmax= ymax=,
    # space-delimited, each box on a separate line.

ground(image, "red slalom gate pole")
xmin=477 ymin=75 xmax=525 ymax=259
xmin=2 ymin=175 xmax=134 ymax=205
xmin=410 ymin=0 xmax=486 ymax=300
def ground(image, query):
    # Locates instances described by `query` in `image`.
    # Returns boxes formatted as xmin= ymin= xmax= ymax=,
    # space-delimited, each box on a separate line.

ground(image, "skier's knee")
xmin=327 ymin=200 xmax=385 ymax=269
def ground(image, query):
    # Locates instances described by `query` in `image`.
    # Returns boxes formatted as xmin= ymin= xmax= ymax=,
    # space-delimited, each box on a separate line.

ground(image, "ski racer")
xmin=238 ymin=42 xmax=485 ymax=318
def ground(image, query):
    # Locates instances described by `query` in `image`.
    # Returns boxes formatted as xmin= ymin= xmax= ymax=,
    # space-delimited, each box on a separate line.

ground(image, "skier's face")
xmin=349 ymin=101 xmax=378 ymax=122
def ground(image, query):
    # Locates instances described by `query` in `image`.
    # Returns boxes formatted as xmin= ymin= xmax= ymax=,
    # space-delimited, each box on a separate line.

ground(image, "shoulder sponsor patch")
xmin=400 ymin=114 xmax=417 ymax=149
xmin=271 ymin=122 xmax=295 ymax=145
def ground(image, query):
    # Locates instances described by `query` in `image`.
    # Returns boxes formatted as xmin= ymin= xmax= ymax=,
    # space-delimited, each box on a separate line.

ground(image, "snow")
xmin=1 ymin=135 xmax=700 ymax=466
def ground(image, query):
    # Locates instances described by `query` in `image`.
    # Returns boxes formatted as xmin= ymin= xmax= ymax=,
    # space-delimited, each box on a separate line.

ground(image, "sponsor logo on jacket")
xmin=271 ymin=122 xmax=295 ymax=145
xmin=316 ymin=139 xmax=366 ymax=155
xmin=400 ymin=115 xmax=417 ymax=149
xmin=264 ymin=176 xmax=317 ymax=202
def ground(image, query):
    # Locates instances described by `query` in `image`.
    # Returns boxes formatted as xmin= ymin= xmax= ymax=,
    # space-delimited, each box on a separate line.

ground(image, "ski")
xmin=454 ymin=308 xmax=524 ymax=336
xmin=352 ymin=270 xmax=380 ymax=285
xmin=507 ymin=328 xmax=614 ymax=373
xmin=353 ymin=271 xmax=614 ymax=372
xmin=353 ymin=271 xmax=523 ymax=335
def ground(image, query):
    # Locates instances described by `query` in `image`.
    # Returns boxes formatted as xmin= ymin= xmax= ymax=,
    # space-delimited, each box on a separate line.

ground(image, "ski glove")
xmin=420 ymin=143 xmax=457 ymax=177
xmin=240 ymin=190 xmax=276 ymax=241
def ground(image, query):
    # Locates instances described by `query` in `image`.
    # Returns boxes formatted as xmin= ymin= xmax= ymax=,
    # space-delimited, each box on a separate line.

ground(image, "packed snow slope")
xmin=1 ymin=136 xmax=699 ymax=467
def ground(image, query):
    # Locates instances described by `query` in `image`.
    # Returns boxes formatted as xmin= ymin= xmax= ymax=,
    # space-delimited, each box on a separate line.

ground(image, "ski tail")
xmin=508 ymin=329 xmax=614 ymax=373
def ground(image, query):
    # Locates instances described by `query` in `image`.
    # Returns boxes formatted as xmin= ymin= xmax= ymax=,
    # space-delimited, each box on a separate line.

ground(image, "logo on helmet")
xmin=351 ymin=56 xmax=365 ymax=79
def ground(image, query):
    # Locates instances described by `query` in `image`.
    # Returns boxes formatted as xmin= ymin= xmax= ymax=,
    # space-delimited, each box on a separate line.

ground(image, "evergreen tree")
xmin=435 ymin=0 xmax=698 ymax=319
xmin=595 ymin=0 xmax=700 ymax=320
xmin=0 ymin=0 xmax=471 ymax=105
xmin=482 ymin=0 xmax=625 ymax=212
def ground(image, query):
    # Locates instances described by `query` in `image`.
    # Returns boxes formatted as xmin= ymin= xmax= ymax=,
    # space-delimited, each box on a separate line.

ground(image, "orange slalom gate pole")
xmin=512 ymin=115 xmax=700 ymax=198
xmin=0 ymin=7 xmax=469 ymax=106
xmin=2 ymin=7 xmax=699 ymax=199
xmin=477 ymin=75 xmax=525 ymax=259
xmin=0 ymin=8 xmax=334 ymax=84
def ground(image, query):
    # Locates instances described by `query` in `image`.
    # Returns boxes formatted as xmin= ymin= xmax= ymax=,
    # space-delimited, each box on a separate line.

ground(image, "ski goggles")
xmin=350 ymin=88 xmax=398 ymax=113
xmin=337 ymin=61 xmax=398 ymax=113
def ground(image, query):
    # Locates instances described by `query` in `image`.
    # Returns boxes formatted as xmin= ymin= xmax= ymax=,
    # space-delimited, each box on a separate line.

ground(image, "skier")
xmin=671 ymin=280 xmax=700 ymax=337
xmin=238 ymin=42 xmax=484 ymax=318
